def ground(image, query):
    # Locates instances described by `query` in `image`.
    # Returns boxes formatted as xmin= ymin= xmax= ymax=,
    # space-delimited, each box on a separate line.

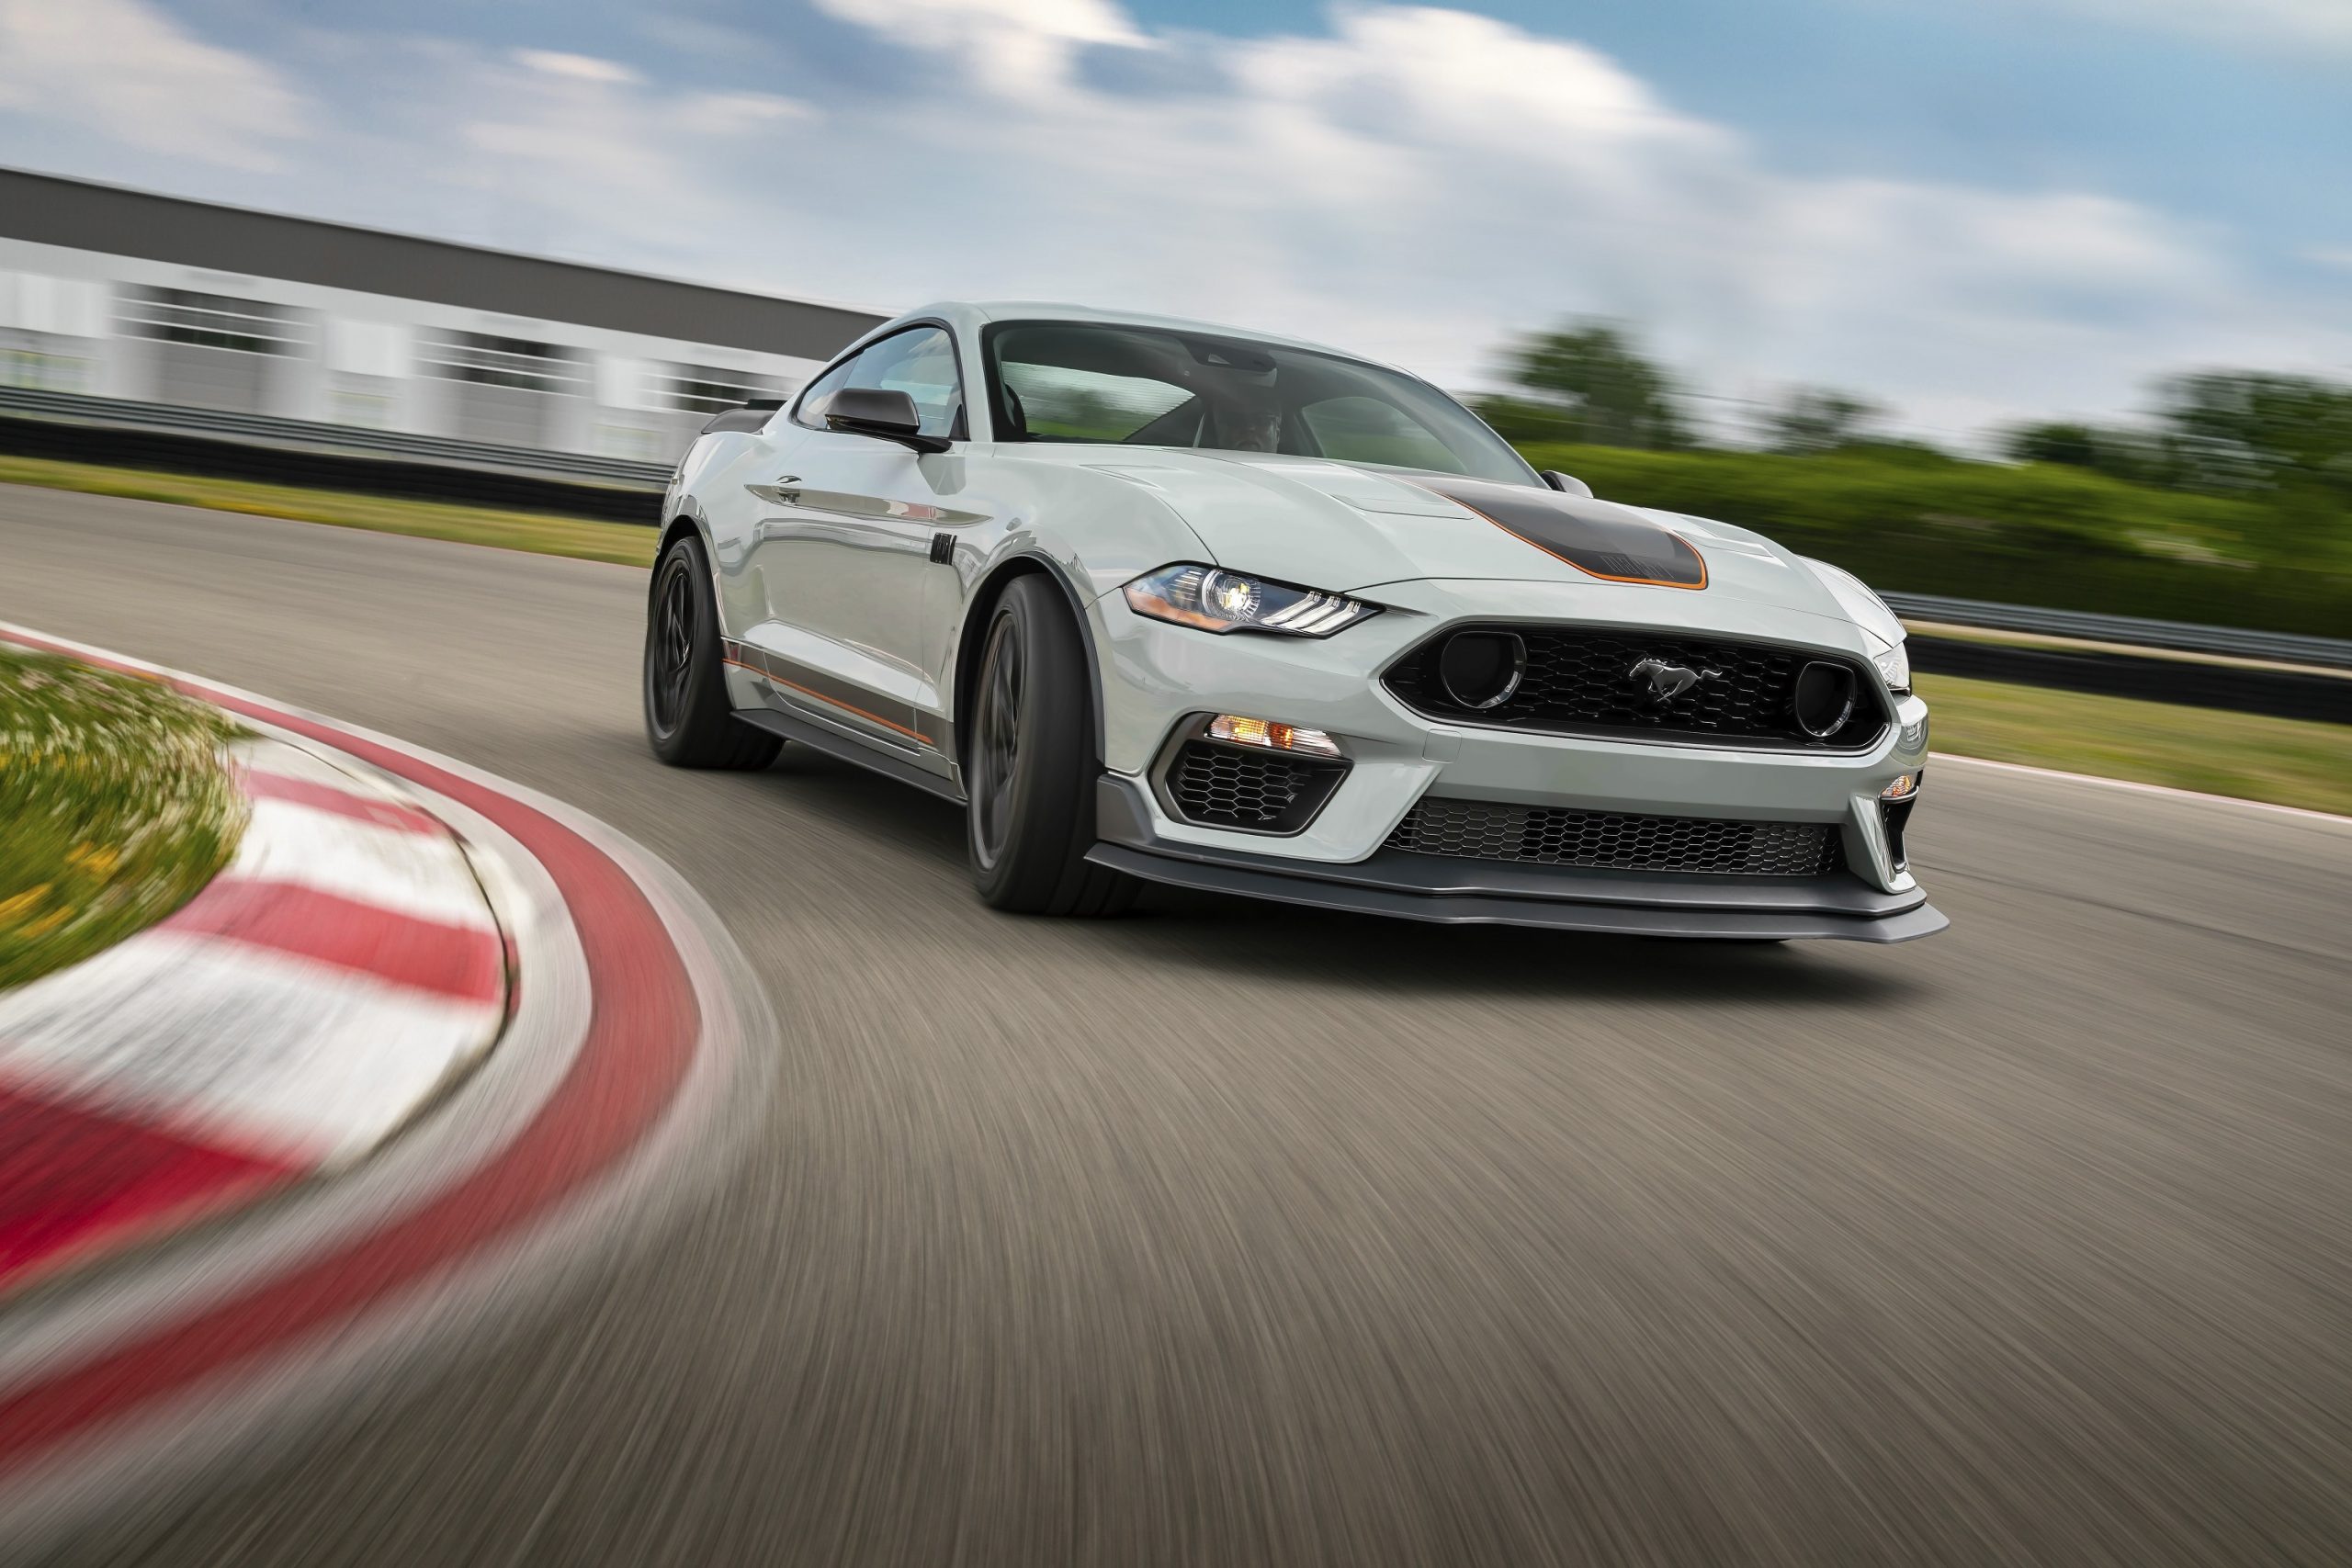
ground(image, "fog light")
xmin=1882 ymin=772 xmax=1920 ymax=800
xmin=1207 ymin=714 xmax=1341 ymax=757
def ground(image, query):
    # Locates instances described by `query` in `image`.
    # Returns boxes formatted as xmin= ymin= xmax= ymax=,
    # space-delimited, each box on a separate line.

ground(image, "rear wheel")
xmin=643 ymin=532 xmax=782 ymax=770
xmin=966 ymin=577 xmax=1136 ymax=916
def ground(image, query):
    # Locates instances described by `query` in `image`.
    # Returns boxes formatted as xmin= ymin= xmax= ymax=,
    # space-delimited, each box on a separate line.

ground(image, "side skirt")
xmin=733 ymin=708 xmax=967 ymax=805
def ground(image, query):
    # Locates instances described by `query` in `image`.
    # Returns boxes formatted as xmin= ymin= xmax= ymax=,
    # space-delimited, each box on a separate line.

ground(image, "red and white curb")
xmin=0 ymin=624 xmax=774 ymax=1541
xmin=0 ymin=735 xmax=506 ymax=1297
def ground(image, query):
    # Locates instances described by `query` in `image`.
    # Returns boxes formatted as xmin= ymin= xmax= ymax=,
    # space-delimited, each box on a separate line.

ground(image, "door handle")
xmin=927 ymin=531 xmax=956 ymax=565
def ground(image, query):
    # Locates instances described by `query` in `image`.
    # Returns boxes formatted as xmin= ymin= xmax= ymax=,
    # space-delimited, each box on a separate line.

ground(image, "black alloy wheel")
xmin=643 ymin=532 xmax=783 ymax=770
xmin=650 ymin=560 xmax=695 ymax=734
xmin=969 ymin=610 xmax=1023 ymax=872
xmin=965 ymin=576 xmax=1136 ymax=916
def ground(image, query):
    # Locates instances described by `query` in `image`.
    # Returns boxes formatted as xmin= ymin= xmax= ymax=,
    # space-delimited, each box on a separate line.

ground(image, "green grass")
xmin=0 ymin=647 xmax=248 ymax=991
xmin=0 ymin=456 xmax=658 ymax=568
xmin=1917 ymin=672 xmax=2352 ymax=816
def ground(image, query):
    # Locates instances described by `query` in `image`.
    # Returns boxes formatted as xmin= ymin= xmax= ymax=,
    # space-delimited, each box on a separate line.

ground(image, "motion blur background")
xmin=5 ymin=7 xmax=2351 ymax=1565
xmin=2 ymin=0 xmax=2348 ymax=638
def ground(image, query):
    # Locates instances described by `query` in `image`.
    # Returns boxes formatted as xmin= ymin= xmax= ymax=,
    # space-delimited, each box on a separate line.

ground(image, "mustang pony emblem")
xmin=1628 ymin=657 xmax=1720 ymax=702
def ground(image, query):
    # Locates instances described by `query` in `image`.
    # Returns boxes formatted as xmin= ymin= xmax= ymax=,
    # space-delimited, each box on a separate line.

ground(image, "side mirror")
xmin=1541 ymin=469 xmax=1593 ymax=498
xmin=823 ymin=387 xmax=951 ymax=454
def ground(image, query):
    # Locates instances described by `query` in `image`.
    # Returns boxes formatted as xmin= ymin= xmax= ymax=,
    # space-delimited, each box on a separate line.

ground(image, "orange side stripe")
xmin=725 ymin=658 xmax=934 ymax=746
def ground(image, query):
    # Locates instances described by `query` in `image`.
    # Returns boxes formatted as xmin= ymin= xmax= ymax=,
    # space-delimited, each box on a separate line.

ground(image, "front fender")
xmin=933 ymin=448 xmax=1216 ymax=746
xmin=673 ymin=430 xmax=786 ymax=642
xmin=1798 ymin=556 xmax=1906 ymax=649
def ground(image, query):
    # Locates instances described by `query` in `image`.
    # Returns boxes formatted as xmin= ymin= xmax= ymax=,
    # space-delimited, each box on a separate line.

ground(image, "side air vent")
xmin=1882 ymin=795 xmax=1917 ymax=872
xmin=1162 ymin=740 xmax=1348 ymax=834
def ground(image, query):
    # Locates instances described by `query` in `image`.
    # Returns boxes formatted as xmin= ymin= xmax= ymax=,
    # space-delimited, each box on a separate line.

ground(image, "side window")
xmin=796 ymin=326 xmax=963 ymax=439
xmin=792 ymin=353 xmax=862 ymax=429
xmin=851 ymin=327 xmax=961 ymax=438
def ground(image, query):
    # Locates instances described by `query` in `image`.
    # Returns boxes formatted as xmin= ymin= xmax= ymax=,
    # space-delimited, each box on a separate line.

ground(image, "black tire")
xmin=965 ymin=577 xmax=1137 ymax=916
xmin=643 ymin=532 xmax=782 ymax=770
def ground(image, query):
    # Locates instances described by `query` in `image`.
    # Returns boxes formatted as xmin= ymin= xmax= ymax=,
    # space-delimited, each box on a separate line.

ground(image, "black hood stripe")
xmin=1407 ymin=477 xmax=1708 ymax=590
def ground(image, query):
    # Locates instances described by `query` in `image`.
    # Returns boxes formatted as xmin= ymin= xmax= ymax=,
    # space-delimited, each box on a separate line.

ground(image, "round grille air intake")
xmin=1791 ymin=661 xmax=1859 ymax=739
xmin=1437 ymin=630 xmax=1527 ymax=711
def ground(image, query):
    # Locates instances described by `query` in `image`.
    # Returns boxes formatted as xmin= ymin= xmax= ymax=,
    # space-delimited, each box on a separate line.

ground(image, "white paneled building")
xmin=0 ymin=168 xmax=888 ymax=463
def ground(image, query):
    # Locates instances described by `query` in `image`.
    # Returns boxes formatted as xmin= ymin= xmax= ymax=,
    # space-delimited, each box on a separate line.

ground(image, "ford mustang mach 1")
xmin=643 ymin=303 xmax=1940 ymax=941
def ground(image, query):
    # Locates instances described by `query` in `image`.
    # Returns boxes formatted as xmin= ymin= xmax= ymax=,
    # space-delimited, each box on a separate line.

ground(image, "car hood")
xmin=1067 ymin=449 xmax=1857 ymax=625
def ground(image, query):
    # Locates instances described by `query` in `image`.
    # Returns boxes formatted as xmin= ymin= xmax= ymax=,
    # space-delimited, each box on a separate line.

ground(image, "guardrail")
xmin=0 ymin=387 xmax=667 ymax=523
xmin=1905 ymin=637 xmax=2347 ymax=724
xmin=1883 ymin=592 xmax=2352 ymax=671
xmin=0 ymin=385 xmax=674 ymax=490
xmin=4 ymin=387 xmax=2347 ymax=705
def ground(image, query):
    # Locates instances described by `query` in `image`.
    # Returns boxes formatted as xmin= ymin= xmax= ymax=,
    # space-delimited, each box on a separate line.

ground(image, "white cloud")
xmin=2 ymin=1 xmax=2340 ymax=436
xmin=514 ymin=50 xmax=642 ymax=85
xmin=810 ymin=0 xmax=1148 ymax=92
xmin=447 ymin=47 xmax=794 ymax=240
xmin=447 ymin=52 xmax=814 ymax=235
xmin=674 ymin=92 xmax=816 ymax=136
xmin=0 ymin=0 xmax=307 ymax=170
xmin=749 ymin=0 xmax=2335 ymax=434
xmin=1237 ymin=6 xmax=1727 ymax=157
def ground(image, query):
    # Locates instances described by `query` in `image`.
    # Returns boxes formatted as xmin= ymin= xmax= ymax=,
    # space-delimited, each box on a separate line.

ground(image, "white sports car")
xmin=645 ymin=302 xmax=1942 ymax=942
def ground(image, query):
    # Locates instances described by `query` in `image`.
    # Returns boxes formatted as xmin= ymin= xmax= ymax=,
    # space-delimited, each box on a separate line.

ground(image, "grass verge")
xmin=1 ymin=646 xmax=247 ymax=991
xmin=1917 ymin=671 xmax=2352 ymax=816
xmin=0 ymin=456 xmax=658 ymax=568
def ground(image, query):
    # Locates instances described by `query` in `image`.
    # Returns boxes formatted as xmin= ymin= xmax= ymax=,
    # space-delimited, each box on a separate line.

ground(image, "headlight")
xmin=1871 ymin=641 xmax=1911 ymax=694
xmin=1122 ymin=565 xmax=1380 ymax=637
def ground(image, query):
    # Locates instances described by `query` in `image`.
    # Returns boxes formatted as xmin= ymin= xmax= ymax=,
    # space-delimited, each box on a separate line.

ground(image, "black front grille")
xmin=1384 ymin=626 xmax=1888 ymax=750
xmin=1164 ymin=741 xmax=1348 ymax=833
xmin=1386 ymin=798 xmax=1847 ymax=876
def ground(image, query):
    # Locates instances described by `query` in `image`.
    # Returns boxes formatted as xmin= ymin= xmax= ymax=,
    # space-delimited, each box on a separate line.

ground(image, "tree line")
xmin=1473 ymin=321 xmax=2352 ymax=557
xmin=1460 ymin=321 xmax=2349 ymax=635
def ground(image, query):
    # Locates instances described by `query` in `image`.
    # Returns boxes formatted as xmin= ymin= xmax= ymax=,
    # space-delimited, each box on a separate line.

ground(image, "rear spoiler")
xmin=699 ymin=396 xmax=786 ymax=435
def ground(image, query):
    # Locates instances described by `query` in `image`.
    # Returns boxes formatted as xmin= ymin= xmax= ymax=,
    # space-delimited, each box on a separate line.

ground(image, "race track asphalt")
xmin=5 ymin=484 xmax=2348 ymax=1567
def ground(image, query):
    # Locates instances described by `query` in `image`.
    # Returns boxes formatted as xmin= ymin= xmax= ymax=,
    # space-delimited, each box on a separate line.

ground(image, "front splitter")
xmin=1081 ymin=846 xmax=1947 ymax=944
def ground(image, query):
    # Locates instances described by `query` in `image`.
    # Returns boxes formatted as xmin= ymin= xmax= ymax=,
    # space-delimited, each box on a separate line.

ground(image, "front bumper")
xmin=1092 ymin=775 xmax=1947 ymax=942
xmin=1091 ymin=579 xmax=1936 ymax=900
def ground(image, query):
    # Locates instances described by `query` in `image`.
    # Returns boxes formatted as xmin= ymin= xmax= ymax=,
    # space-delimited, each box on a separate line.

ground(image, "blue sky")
xmin=1134 ymin=1 xmax=2350 ymax=230
xmin=2 ymin=0 xmax=2346 ymax=442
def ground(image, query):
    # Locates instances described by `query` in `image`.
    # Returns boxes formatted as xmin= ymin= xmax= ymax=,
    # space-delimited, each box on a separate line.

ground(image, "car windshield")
xmin=983 ymin=321 xmax=1539 ymax=486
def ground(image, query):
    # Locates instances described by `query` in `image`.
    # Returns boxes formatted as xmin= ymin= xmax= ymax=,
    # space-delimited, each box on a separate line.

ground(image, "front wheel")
xmin=643 ymin=532 xmax=782 ymax=770
xmin=966 ymin=577 xmax=1136 ymax=917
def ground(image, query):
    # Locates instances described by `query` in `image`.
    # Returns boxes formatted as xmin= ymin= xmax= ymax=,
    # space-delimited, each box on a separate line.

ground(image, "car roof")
xmin=885 ymin=300 xmax=1359 ymax=361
